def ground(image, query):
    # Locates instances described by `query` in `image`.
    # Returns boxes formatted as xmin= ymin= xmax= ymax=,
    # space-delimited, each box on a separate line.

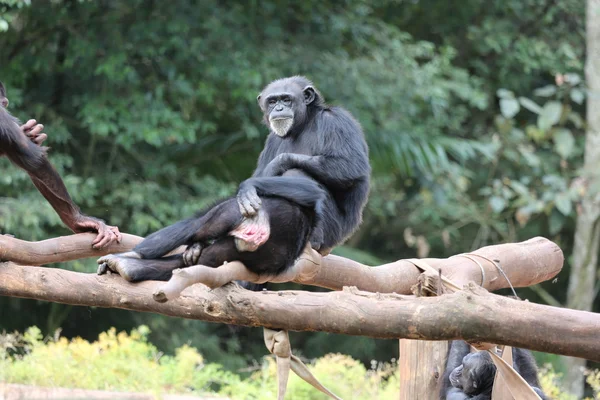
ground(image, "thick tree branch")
xmin=0 ymin=264 xmax=597 ymax=361
xmin=0 ymin=234 xmax=563 ymax=294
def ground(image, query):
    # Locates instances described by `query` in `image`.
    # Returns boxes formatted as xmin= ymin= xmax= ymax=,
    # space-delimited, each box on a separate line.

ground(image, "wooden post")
xmin=398 ymin=339 xmax=448 ymax=400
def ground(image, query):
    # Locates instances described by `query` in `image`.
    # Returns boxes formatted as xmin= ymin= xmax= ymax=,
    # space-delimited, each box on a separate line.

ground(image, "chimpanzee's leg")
xmin=97 ymin=254 xmax=185 ymax=282
xmin=133 ymin=199 xmax=242 ymax=260
xmin=98 ymin=199 xmax=245 ymax=282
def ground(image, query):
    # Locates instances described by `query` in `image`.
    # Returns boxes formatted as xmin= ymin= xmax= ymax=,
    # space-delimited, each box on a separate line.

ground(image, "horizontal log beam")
xmin=0 ymin=262 xmax=597 ymax=361
xmin=0 ymin=234 xmax=563 ymax=294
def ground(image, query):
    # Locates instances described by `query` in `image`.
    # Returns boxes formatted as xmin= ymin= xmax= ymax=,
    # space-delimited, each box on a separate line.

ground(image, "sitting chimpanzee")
xmin=236 ymin=76 xmax=370 ymax=255
xmin=0 ymin=81 xmax=121 ymax=248
xmin=97 ymin=76 xmax=370 ymax=282
xmin=440 ymin=341 xmax=547 ymax=400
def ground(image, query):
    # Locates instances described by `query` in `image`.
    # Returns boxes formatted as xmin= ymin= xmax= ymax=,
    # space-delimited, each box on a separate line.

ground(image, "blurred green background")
xmin=0 ymin=0 xmax=595 ymax=396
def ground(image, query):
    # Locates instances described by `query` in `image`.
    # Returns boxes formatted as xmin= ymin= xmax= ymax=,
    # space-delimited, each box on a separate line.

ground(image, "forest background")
xmin=0 ymin=0 xmax=595 ymax=397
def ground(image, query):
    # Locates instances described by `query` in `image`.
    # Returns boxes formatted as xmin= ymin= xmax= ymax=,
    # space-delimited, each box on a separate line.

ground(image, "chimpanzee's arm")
xmin=251 ymin=134 xmax=280 ymax=177
xmin=24 ymin=161 xmax=121 ymax=248
xmin=439 ymin=341 xmax=470 ymax=400
xmin=2 ymin=117 xmax=121 ymax=248
xmin=237 ymin=176 xmax=325 ymax=217
xmin=262 ymin=153 xmax=368 ymax=189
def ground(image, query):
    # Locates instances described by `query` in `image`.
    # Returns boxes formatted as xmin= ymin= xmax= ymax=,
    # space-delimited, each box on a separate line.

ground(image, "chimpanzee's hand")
xmin=71 ymin=214 xmax=122 ymax=249
xmin=237 ymin=181 xmax=261 ymax=217
xmin=262 ymin=153 xmax=292 ymax=176
xmin=446 ymin=388 xmax=469 ymax=400
xmin=20 ymin=119 xmax=48 ymax=146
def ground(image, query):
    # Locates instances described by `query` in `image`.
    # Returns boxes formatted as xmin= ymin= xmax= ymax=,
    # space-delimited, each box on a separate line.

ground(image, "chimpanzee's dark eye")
xmin=283 ymin=97 xmax=291 ymax=105
xmin=268 ymin=99 xmax=277 ymax=106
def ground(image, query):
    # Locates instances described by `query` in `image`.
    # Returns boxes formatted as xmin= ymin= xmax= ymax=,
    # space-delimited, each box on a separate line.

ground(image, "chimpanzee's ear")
xmin=303 ymin=86 xmax=316 ymax=105
xmin=257 ymin=93 xmax=265 ymax=111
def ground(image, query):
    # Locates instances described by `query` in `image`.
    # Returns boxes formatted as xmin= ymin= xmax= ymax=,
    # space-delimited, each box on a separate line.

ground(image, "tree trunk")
xmin=562 ymin=0 xmax=600 ymax=395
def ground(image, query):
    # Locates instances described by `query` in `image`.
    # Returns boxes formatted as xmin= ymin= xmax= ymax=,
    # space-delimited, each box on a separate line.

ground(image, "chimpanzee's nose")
xmin=275 ymin=104 xmax=283 ymax=111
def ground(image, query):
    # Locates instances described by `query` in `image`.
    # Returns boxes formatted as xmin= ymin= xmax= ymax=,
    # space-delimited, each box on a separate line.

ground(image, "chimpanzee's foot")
xmin=183 ymin=243 xmax=204 ymax=266
xmin=97 ymin=254 xmax=150 ymax=282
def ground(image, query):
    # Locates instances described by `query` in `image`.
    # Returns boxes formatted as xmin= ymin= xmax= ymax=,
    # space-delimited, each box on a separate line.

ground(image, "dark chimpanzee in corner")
xmin=440 ymin=341 xmax=547 ymax=400
xmin=0 ymin=81 xmax=121 ymax=248
xmin=96 ymin=76 xmax=370 ymax=284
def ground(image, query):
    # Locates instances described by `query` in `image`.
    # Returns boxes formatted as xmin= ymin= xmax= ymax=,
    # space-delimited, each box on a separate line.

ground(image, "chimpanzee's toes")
xmin=97 ymin=262 xmax=108 ymax=275
xmin=183 ymin=243 xmax=203 ymax=266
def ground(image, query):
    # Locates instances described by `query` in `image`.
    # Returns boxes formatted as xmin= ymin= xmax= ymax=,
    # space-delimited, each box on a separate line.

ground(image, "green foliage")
xmin=0 ymin=0 xmax=591 ymax=386
xmin=480 ymin=75 xmax=585 ymax=234
xmin=537 ymin=363 xmax=600 ymax=400
xmin=0 ymin=327 xmax=399 ymax=400
xmin=220 ymin=354 xmax=399 ymax=400
xmin=0 ymin=326 xmax=222 ymax=395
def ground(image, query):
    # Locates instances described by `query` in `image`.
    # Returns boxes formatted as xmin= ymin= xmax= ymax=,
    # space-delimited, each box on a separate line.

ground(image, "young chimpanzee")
xmin=97 ymin=76 xmax=370 ymax=283
xmin=440 ymin=341 xmax=547 ymax=400
xmin=0 ymin=81 xmax=121 ymax=248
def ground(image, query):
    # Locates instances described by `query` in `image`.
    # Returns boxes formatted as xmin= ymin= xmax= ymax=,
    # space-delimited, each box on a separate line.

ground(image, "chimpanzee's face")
xmin=449 ymin=352 xmax=495 ymax=395
xmin=257 ymin=78 xmax=316 ymax=137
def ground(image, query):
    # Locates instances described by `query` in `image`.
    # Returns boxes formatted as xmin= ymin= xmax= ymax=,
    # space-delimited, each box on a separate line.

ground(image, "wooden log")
xmin=0 ymin=264 xmax=598 ymax=361
xmin=0 ymin=234 xmax=563 ymax=294
xmin=398 ymin=340 xmax=447 ymax=400
xmin=0 ymin=233 xmax=144 ymax=265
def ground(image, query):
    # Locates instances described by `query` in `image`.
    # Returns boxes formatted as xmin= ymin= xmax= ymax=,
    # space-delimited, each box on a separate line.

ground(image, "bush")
xmin=0 ymin=327 xmax=399 ymax=399
xmin=538 ymin=363 xmax=600 ymax=400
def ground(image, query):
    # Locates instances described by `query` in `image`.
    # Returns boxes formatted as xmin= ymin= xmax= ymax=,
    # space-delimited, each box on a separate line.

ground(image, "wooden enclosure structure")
xmin=1 ymin=233 xmax=597 ymax=399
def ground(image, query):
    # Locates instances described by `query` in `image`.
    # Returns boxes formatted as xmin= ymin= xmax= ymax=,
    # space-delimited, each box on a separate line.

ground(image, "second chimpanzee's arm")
xmin=4 ymin=126 xmax=121 ymax=248
xmin=439 ymin=341 xmax=471 ymax=400
xmin=24 ymin=161 xmax=122 ymax=248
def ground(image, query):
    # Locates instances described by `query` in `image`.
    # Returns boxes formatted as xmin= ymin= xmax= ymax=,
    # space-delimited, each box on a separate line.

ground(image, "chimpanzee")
xmin=439 ymin=341 xmax=547 ymax=400
xmin=0 ymin=81 xmax=121 ymax=248
xmin=97 ymin=172 xmax=325 ymax=281
xmin=237 ymin=76 xmax=370 ymax=255
xmin=96 ymin=76 xmax=370 ymax=282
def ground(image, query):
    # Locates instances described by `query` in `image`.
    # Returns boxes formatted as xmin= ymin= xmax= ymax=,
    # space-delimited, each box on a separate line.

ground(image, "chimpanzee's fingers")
xmin=93 ymin=231 xmax=115 ymax=249
xmin=92 ymin=223 xmax=117 ymax=249
xmin=110 ymin=226 xmax=122 ymax=243
xmin=33 ymin=133 xmax=48 ymax=145
xmin=20 ymin=119 xmax=37 ymax=132
xmin=91 ymin=225 xmax=108 ymax=248
xmin=248 ymin=189 xmax=262 ymax=210
xmin=190 ymin=245 xmax=202 ymax=265
xmin=183 ymin=249 xmax=192 ymax=267
xmin=238 ymin=194 xmax=256 ymax=217
xmin=26 ymin=124 xmax=44 ymax=137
